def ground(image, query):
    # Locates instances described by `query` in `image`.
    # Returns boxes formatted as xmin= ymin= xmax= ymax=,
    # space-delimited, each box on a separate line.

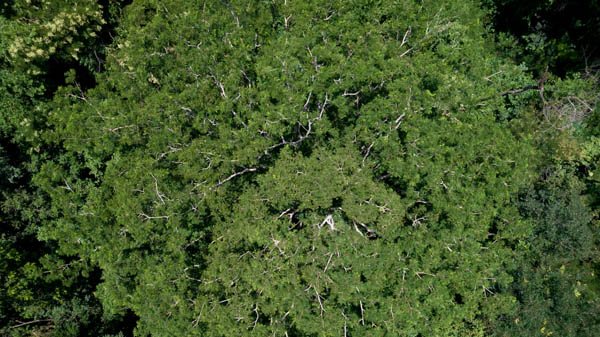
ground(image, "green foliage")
xmin=31 ymin=0 xmax=545 ymax=335
xmin=2 ymin=0 xmax=104 ymax=73
xmin=493 ymin=169 xmax=600 ymax=337
xmin=0 ymin=0 xmax=136 ymax=335
xmin=1 ymin=0 xmax=598 ymax=336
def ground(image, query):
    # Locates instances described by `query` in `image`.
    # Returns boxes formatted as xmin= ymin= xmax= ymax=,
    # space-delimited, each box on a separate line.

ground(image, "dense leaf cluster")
xmin=1 ymin=0 xmax=598 ymax=336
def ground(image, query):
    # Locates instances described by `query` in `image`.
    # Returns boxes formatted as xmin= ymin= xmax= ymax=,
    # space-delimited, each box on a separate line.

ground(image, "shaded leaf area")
xmin=0 ymin=139 xmax=137 ymax=336
xmin=0 ymin=0 xmax=137 ymax=336
xmin=484 ymin=0 xmax=600 ymax=76
xmin=493 ymin=170 xmax=600 ymax=337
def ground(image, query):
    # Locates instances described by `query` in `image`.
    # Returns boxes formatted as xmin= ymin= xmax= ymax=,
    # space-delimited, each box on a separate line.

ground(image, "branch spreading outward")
xmin=478 ymin=85 xmax=539 ymax=103
xmin=290 ymin=92 xmax=328 ymax=147
xmin=213 ymin=92 xmax=327 ymax=189
xmin=215 ymin=95 xmax=332 ymax=191
xmin=10 ymin=319 xmax=53 ymax=329
xmin=266 ymin=92 xmax=329 ymax=153
xmin=208 ymin=69 xmax=227 ymax=98
xmin=318 ymin=214 xmax=335 ymax=231
xmin=216 ymin=167 xmax=257 ymax=187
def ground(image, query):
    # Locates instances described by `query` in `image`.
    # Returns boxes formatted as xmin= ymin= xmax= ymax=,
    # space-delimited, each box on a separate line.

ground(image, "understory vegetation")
xmin=1 ymin=0 xmax=599 ymax=336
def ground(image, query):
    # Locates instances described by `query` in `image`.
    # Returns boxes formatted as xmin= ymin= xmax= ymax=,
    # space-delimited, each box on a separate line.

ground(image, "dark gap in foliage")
xmin=436 ymin=211 xmax=451 ymax=231
xmin=379 ymin=175 xmax=408 ymax=199
xmin=286 ymin=323 xmax=317 ymax=337
xmin=324 ymin=103 xmax=349 ymax=133
xmin=42 ymin=57 xmax=96 ymax=98
xmin=37 ymin=0 xmax=133 ymax=96
xmin=378 ymin=14 xmax=389 ymax=25
xmin=289 ymin=211 xmax=305 ymax=232
xmin=423 ymin=106 xmax=440 ymax=120
xmin=584 ymin=106 xmax=600 ymax=137
xmin=420 ymin=75 xmax=440 ymax=93
xmin=0 ymin=0 xmax=15 ymax=16
xmin=485 ymin=0 xmax=600 ymax=76
xmin=0 ymin=140 xmax=27 ymax=187
xmin=230 ymin=241 xmax=263 ymax=258
xmin=228 ymin=168 xmax=263 ymax=193
xmin=114 ymin=309 xmax=138 ymax=337
xmin=486 ymin=220 xmax=499 ymax=243
xmin=363 ymin=86 xmax=390 ymax=107
xmin=296 ymin=137 xmax=315 ymax=158
xmin=89 ymin=0 xmax=133 ymax=74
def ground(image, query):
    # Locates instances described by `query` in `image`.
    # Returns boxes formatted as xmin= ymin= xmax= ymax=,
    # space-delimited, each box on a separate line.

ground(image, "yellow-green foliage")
xmin=3 ymin=0 xmax=103 ymax=69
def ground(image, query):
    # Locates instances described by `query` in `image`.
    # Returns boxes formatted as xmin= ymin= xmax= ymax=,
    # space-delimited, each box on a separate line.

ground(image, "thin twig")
xmin=10 ymin=319 xmax=52 ymax=329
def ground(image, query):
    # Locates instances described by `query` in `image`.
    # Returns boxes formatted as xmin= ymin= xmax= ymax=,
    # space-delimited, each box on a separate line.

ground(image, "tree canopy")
xmin=1 ymin=0 xmax=598 ymax=336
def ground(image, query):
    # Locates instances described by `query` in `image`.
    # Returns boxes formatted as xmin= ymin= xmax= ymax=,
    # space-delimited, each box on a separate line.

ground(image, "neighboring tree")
xmin=484 ymin=0 xmax=600 ymax=76
xmin=0 ymin=0 xmax=136 ymax=336
xmin=493 ymin=169 xmax=600 ymax=337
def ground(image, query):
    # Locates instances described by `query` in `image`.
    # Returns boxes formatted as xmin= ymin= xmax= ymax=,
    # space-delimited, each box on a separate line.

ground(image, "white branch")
xmin=208 ymin=70 xmax=227 ymax=98
xmin=362 ymin=141 xmax=375 ymax=165
xmin=400 ymin=27 xmax=411 ymax=48
xmin=252 ymin=304 xmax=259 ymax=329
xmin=138 ymin=212 xmax=170 ymax=220
xmin=303 ymin=91 xmax=312 ymax=110
xmin=150 ymin=173 xmax=166 ymax=204
xmin=323 ymin=252 xmax=334 ymax=272
xmin=359 ymin=300 xmax=365 ymax=325
xmin=342 ymin=90 xmax=361 ymax=96
xmin=314 ymin=288 xmax=325 ymax=317
xmin=107 ymin=125 xmax=135 ymax=133
xmin=398 ymin=47 xmax=413 ymax=58
xmin=318 ymin=214 xmax=335 ymax=231
xmin=217 ymin=167 xmax=257 ymax=187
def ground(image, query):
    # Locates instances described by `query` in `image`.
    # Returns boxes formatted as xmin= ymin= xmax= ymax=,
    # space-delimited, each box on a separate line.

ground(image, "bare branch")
xmin=362 ymin=141 xmax=375 ymax=166
xmin=138 ymin=212 xmax=170 ymax=220
xmin=61 ymin=179 xmax=74 ymax=192
xmin=156 ymin=144 xmax=182 ymax=161
xmin=252 ymin=304 xmax=259 ymax=329
xmin=150 ymin=173 xmax=166 ymax=204
xmin=208 ymin=70 xmax=227 ymax=98
xmin=359 ymin=300 xmax=365 ymax=325
xmin=394 ymin=113 xmax=406 ymax=130
xmin=217 ymin=167 xmax=257 ymax=187
xmin=318 ymin=214 xmax=335 ymax=231
xmin=318 ymin=93 xmax=329 ymax=119
xmin=484 ymin=70 xmax=503 ymax=82
xmin=323 ymin=252 xmax=334 ymax=272
xmin=342 ymin=90 xmax=361 ymax=97
xmin=398 ymin=47 xmax=413 ymax=58
xmin=303 ymin=91 xmax=312 ymax=110
xmin=10 ymin=319 xmax=53 ymax=329
xmin=354 ymin=222 xmax=364 ymax=236
xmin=262 ymin=93 xmax=328 ymax=153
xmin=107 ymin=125 xmax=135 ymax=133
xmin=400 ymin=27 xmax=411 ymax=48
xmin=411 ymin=215 xmax=428 ymax=227
xmin=323 ymin=11 xmax=336 ymax=21
xmin=314 ymin=288 xmax=325 ymax=317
